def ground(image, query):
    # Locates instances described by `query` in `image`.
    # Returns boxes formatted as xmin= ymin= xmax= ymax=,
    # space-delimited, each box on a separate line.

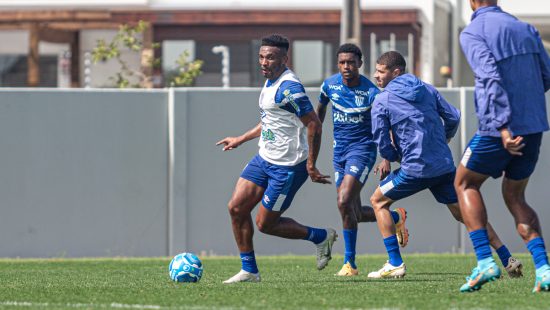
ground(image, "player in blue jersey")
xmin=456 ymin=0 xmax=550 ymax=293
xmin=217 ymin=34 xmax=337 ymax=284
xmin=316 ymin=43 xmax=409 ymax=276
xmin=368 ymin=51 xmax=523 ymax=279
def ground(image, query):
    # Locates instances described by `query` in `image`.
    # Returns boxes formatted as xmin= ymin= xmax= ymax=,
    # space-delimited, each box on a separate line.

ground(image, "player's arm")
xmin=460 ymin=30 xmax=511 ymax=131
xmin=432 ymin=86 xmax=460 ymax=141
xmin=534 ymin=30 xmax=550 ymax=91
xmin=279 ymin=80 xmax=330 ymax=184
xmin=216 ymin=122 xmax=261 ymax=151
xmin=300 ymin=111 xmax=330 ymax=184
xmin=371 ymin=97 xmax=400 ymax=163
xmin=316 ymin=103 xmax=327 ymax=123
xmin=316 ymin=81 xmax=330 ymax=123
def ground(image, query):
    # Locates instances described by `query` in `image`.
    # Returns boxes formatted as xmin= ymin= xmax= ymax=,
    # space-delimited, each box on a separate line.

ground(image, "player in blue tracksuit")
xmin=456 ymin=0 xmax=550 ymax=293
xmin=367 ymin=51 xmax=522 ymax=280
xmin=316 ymin=44 xmax=408 ymax=276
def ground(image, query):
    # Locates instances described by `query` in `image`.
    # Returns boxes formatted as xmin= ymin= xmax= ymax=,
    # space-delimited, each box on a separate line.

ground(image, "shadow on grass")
xmin=414 ymin=272 xmax=463 ymax=276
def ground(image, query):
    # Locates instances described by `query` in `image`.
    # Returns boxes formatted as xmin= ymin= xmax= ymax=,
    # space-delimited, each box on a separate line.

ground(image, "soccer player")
xmin=456 ymin=0 xmax=550 ymax=293
xmin=368 ymin=51 xmax=523 ymax=279
xmin=316 ymin=43 xmax=408 ymax=276
xmin=217 ymin=34 xmax=337 ymax=283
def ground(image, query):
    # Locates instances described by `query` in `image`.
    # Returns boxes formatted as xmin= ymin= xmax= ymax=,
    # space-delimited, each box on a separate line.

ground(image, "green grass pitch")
xmin=0 ymin=254 xmax=548 ymax=309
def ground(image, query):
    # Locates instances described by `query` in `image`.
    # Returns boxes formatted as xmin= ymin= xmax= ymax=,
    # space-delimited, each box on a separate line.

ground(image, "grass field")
xmin=0 ymin=254 xmax=548 ymax=309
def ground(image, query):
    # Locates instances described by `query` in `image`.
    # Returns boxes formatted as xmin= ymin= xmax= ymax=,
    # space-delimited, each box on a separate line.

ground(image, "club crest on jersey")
xmin=354 ymin=95 xmax=365 ymax=106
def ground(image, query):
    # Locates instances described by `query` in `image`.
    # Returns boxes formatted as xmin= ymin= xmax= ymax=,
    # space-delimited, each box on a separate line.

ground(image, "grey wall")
xmin=0 ymin=88 xmax=548 ymax=257
xmin=0 ymin=89 xmax=169 ymax=257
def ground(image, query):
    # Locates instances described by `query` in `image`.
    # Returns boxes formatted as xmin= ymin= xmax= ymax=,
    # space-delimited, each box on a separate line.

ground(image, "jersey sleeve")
xmin=460 ymin=29 xmax=511 ymax=130
xmin=275 ymin=80 xmax=314 ymax=117
xmin=368 ymin=86 xmax=381 ymax=105
xmin=318 ymin=81 xmax=330 ymax=105
xmin=371 ymin=94 xmax=400 ymax=162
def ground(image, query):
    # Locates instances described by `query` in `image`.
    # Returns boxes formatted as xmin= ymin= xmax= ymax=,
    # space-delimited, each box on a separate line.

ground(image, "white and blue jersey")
xmin=241 ymin=69 xmax=314 ymax=211
xmin=259 ymin=69 xmax=313 ymax=166
xmin=319 ymin=74 xmax=379 ymax=187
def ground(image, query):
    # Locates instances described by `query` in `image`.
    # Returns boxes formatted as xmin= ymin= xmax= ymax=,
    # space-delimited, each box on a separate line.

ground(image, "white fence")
xmin=0 ymin=88 xmax=548 ymax=257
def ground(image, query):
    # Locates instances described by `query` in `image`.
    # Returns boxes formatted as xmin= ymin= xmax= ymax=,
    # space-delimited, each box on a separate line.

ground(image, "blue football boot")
xmin=533 ymin=265 xmax=550 ymax=293
xmin=460 ymin=261 xmax=501 ymax=293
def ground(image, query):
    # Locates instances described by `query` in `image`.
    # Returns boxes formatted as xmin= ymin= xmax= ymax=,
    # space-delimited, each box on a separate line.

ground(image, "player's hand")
xmin=500 ymin=128 xmax=525 ymax=156
xmin=374 ymin=159 xmax=391 ymax=180
xmin=307 ymin=166 xmax=331 ymax=184
xmin=216 ymin=136 xmax=242 ymax=151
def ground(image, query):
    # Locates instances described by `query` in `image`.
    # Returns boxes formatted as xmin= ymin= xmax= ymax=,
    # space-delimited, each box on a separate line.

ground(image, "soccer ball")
xmin=169 ymin=252 xmax=203 ymax=283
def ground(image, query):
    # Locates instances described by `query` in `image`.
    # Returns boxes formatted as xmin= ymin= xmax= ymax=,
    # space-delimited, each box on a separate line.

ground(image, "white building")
xmin=0 ymin=0 xmax=547 ymax=87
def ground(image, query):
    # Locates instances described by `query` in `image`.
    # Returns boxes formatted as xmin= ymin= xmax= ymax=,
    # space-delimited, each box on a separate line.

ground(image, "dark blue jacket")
xmin=372 ymin=74 xmax=460 ymax=178
xmin=460 ymin=6 xmax=550 ymax=137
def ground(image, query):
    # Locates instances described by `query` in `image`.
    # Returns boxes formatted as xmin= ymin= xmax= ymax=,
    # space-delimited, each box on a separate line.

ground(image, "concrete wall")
xmin=0 ymin=88 xmax=548 ymax=258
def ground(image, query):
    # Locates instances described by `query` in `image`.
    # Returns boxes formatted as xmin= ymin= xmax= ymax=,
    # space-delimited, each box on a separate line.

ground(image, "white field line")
xmin=0 ymin=301 xmax=247 ymax=310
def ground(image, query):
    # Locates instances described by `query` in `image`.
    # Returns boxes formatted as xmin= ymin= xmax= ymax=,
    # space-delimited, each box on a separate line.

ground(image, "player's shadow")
xmin=414 ymin=272 xmax=463 ymax=276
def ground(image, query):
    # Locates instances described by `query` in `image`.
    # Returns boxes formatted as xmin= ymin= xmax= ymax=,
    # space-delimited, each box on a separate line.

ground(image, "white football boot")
xmin=367 ymin=261 xmax=406 ymax=279
xmin=223 ymin=269 xmax=261 ymax=284
xmin=316 ymin=228 xmax=338 ymax=270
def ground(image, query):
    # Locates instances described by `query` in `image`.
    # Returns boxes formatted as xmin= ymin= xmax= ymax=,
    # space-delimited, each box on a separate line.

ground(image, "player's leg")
xmin=446 ymin=202 xmax=523 ymax=277
xmin=501 ymin=134 xmax=549 ymax=291
xmin=367 ymin=169 xmax=416 ymax=279
xmin=335 ymin=174 xmax=365 ymax=275
xmin=502 ymin=178 xmax=549 ymax=292
xmin=224 ymin=178 xmax=265 ymax=283
xmin=455 ymin=165 xmax=501 ymax=292
xmin=254 ymin=160 xmax=337 ymax=270
xmin=352 ymin=190 xmax=406 ymax=240
xmin=455 ymin=134 xmax=510 ymax=292
xmin=223 ymin=156 xmax=267 ymax=284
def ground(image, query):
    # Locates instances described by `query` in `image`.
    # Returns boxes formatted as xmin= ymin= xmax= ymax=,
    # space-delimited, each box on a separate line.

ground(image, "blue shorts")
xmin=460 ymin=133 xmax=542 ymax=180
xmin=240 ymin=154 xmax=309 ymax=212
xmin=379 ymin=169 xmax=458 ymax=204
xmin=333 ymin=143 xmax=377 ymax=188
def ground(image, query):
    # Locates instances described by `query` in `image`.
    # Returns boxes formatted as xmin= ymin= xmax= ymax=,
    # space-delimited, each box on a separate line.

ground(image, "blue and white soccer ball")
xmin=169 ymin=252 xmax=203 ymax=283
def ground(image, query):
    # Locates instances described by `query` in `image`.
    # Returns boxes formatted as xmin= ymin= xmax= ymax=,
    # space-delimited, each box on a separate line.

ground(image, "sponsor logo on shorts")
xmin=350 ymin=166 xmax=359 ymax=173
xmin=263 ymin=195 xmax=270 ymax=204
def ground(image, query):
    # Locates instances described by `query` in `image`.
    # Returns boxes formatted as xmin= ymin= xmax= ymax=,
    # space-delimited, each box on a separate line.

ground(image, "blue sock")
xmin=343 ymin=229 xmax=357 ymax=268
xmin=240 ymin=251 xmax=258 ymax=274
xmin=527 ymin=237 xmax=549 ymax=270
xmin=304 ymin=227 xmax=328 ymax=244
xmin=469 ymin=229 xmax=493 ymax=262
xmin=390 ymin=211 xmax=400 ymax=223
xmin=496 ymin=245 xmax=512 ymax=266
xmin=383 ymin=235 xmax=403 ymax=266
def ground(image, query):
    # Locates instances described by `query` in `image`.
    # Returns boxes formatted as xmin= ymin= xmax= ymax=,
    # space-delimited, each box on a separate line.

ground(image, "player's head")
xmin=259 ymin=34 xmax=289 ymax=80
xmin=374 ymin=51 xmax=406 ymax=88
xmin=469 ymin=0 xmax=497 ymax=11
xmin=336 ymin=43 xmax=363 ymax=83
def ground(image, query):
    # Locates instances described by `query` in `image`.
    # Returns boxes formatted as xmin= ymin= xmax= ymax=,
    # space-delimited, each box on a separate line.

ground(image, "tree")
xmin=91 ymin=20 xmax=203 ymax=88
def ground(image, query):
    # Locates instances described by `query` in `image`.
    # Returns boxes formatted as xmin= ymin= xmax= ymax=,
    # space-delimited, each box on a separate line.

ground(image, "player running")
xmin=316 ymin=43 xmax=408 ymax=276
xmin=217 ymin=34 xmax=337 ymax=284
xmin=368 ymin=51 xmax=523 ymax=280
xmin=457 ymin=0 xmax=550 ymax=293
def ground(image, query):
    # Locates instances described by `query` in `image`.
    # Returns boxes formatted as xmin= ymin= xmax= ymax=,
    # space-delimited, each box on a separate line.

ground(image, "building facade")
xmin=0 ymin=0 xmax=548 ymax=88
